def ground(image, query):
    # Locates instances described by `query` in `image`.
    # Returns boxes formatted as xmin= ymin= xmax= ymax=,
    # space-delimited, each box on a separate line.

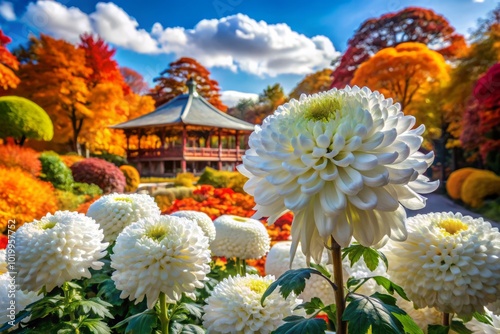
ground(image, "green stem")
xmin=330 ymin=236 xmax=346 ymax=334
xmin=442 ymin=312 xmax=450 ymax=327
xmin=63 ymin=282 xmax=80 ymax=334
xmin=242 ymin=259 xmax=247 ymax=275
xmin=159 ymin=292 xmax=170 ymax=334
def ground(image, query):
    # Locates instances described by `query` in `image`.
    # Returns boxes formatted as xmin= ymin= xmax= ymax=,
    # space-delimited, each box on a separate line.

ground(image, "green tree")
xmin=0 ymin=96 xmax=53 ymax=146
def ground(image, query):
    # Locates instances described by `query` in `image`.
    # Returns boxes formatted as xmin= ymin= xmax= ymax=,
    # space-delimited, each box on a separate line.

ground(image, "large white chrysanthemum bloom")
xmin=265 ymin=241 xmax=335 ymax=305
xmin=87 ymin=193 xmax=161 ymax=243
xmin=384 ymin=212 xmax=500 ymax=316
xmin=202 ymin=274 xmax=303 ymax=334
xmin=238 ymin=86 xmax=438 ymax=262
xmin=211 ymin=215 xmax=270 ymax=259
xmin=15 ymin=211 xmax=108 ymax=292
xmin=171 ymin=210 xmax=216 ymax=243
xmin=111 ymin=215 xmax=211 ymax=309
xmin=466 ymin=308 xmax=500 ymax=334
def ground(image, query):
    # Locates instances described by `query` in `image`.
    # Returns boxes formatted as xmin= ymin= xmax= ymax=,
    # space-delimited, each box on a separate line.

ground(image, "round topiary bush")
xmin=461 ymin=170 xmax=500 ymax=208
xmin=119 ymin=165 xmax=140 ymax=192
xmin=445 ymin=168 xmax=484 ymax=200
xmin=71 ymin=158 xmax=126 ymax=194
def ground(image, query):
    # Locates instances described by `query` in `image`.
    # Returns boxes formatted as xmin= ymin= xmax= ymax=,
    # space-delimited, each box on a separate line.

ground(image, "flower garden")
xmin=1 ymin=86 xmax=499 ymax=334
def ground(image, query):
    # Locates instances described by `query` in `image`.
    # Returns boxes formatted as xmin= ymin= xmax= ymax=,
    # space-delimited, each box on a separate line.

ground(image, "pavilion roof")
xmin=111 ymin=79 xmax=255 ymax=132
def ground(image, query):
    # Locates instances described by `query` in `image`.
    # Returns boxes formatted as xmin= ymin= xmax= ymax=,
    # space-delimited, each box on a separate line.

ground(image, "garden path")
xmin=406 ymin=192 xmax=499 ymax=229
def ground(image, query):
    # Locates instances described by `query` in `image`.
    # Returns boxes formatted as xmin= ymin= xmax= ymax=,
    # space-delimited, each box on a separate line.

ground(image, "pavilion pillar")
xmin=235 ymin=130 xmax=240 ymax=160
xmin=181 ymin=125 xmax=187 ymax=173
xmin=218 ymin=128 xmax=222 ymax=170
xmin=125 ymin=132 xmax=130 ymax=152
xmin=160 ymin=128 xmax=166 ymax=152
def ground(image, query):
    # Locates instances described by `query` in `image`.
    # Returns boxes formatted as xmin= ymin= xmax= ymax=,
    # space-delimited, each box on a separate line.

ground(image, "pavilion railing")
xmin=127 ymin=147 xmax=243 ymax=160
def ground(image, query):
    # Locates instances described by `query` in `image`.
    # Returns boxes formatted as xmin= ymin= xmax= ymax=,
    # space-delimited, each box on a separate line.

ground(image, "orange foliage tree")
xmin=351 ymin=42 xmax=449 ymax=140
xmin=331 ymin=7 xmax=465 ymax=89
xmin=13 ymin=35 xmax=92 ymax=151
xmin=151 ymin=57 xmax=227 ymax=111
xmin=289 ymin=68 xmax=333 ymax=100
xmin=120 ymin=67 xmax=149 ymax=95
xmin=0 ymin=30 xmax=19 ymax=91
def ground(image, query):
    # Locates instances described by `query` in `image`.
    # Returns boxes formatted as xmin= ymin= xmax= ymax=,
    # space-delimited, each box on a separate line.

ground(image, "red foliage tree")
xmin=331 ymin=7 xmax=466 ymax=88
xmin=151 ymin=57 xmax=227 ymax=111
xmin=79 ymin=34 xmax=129 ymax=93
xmin=120 ymin=67 xmax=149 ymax=95
xmin=0 ymin=30 xmax=20 ymax=91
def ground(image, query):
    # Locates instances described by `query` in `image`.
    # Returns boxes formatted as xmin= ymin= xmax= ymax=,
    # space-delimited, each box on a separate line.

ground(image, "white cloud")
xmin=23 ymin=1 xmax=92 ymax=43
xmin=21 ymin=2 xmax=338 ymax=77
xmin=473 ymin=0 xmax=484 ymax=2
xmin=152 ymin=14 xmax=339 ymax=77
xmin=90 ymin=2 xmax=158 ymax=53
xmin=0 ymin=1 xmax=15 ymax=21
xmin=221 ymin=90 xmax=258 ymax=108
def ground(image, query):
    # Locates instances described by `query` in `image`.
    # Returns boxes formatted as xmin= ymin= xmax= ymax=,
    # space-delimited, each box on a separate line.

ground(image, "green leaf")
xmin=114 ymin=309 xmax=157 ymax=334
xmin=343 ymin=293 xmax=406 ymax=334
xmin=346 ymin=277 xmax=366 ymax=289
xmin=450 ymin=320 xmax=473 ymax=334
xmin=98 ymin=279 xmax=125 ymax=307
xmin=371 ymin=276 xmax=409 ymax=301
xmin=428 ymin=325 xmax=451 ymax=334
xmin=297 ymin=297 xmax=325 ymax=315
xmin=472 ymin=311 xmax=493 ymax=325
xmin=342 ymin=244 xmax=387 ymax=271
xmin=177 ymin=302 xmax=203 ymax=320
xmin=78 ymin=298 xmax=114 ymax=319
xmin=81 ymin=318 xmax=112 ymax=334
xmin=393 ymin=312 xmax=424 ymax=334
xmin=309 ymin=262 xmax=331 ymax=279
xmin=261 ymin=268 xmax=325 ymax=304
xmin=272 ymin=315 xmax=327 ymax=334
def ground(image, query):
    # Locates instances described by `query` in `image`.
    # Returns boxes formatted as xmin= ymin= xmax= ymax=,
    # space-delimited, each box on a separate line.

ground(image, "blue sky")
xmin=0 ymin=0 xmax=497 ymax=106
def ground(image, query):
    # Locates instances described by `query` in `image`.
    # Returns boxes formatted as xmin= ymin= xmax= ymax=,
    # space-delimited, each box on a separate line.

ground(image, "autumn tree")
xmin=120 ymin=67 xmax=149 ymax=95
xmin=13 ymin=35 xmax=92 ymax=152
xmin=289 ymin=68 xmax=333 ymax=100
xmin=0 ymin=30 xmax=20 ymax=91
xmin=441 ymin=6 xmax=500 ymax=148
xmin=331 ymin=7 xmax=465 ymax=88
xmin=151 ymin=57 xmax=227 ymax=111
xmin=351 ymin=42 xmax=449 ymax=140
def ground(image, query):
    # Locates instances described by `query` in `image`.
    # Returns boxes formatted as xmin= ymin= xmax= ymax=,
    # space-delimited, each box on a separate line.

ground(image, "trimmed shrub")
xmin=446 ymin=168 xmax=485 ymax=200
xmin=120 ymin=165 xmax=140 ymax=192
xmin=39 ymin=152 xmax=74 ymax=190
xmin=71 ymin=157 xmax=126 ymax=194
xmin=174 ymin=172 xmax=197 ymax=187
xmin=0 ymin=96 xmax=53 ymax=144
xmin=60 ymin=154 xmax=84 ymax=168
xmin=153 ymin=186 xmax=194 ymax=212
xmin=71 ymin=182 xmax=102 ymax=198
xmin=0 ymin=144 xmax=41 ymax=176
xmin=461 ymin=170 xmax=500 ymax=208
xmin=0 ymin=166 xmax=58 ymax=232
xmin=55 ymin=190 xmax=86 ymax=211
xmin=197 ymin=167 xmax=248 ymax=192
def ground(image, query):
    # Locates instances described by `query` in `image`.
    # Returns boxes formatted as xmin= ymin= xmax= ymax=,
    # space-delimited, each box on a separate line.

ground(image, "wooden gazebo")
xmin=111 ymin=79 xmax=255 ymax=176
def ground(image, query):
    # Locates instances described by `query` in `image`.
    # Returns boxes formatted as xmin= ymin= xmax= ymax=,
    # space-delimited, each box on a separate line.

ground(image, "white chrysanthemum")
xmin=202 ymin=274 xmax=303 ymax=334
xmin=265 ymin=241 xmax=335 ymax=305
xmin=346 ymin=250 xmax=388 ymax=296
xmin=171 ymin=210 xmax=216 ymax=243
xmin=466 ymin=308 xmax=500 ymax=334
xmin=0 ymin=250 xmax=6 ymax=274
xmin=111 ymin=215 xmax=211 ymax=309
xmin=384 ymin=212 xmax=500 ymax=316
xmin=0 ymin=273 xmax=42 ymax=326
xmin=87 ymin=193 xmax=161 ymax=243
xmin=396 ymin=297 xmax=442 ymax=333
xmin=238 ymin=86 xmax=438 ymax=262
xmin=15 ymin=211 xmax=108 ymax=292
xmin=211 ymin=215 xmax=270 ymax=259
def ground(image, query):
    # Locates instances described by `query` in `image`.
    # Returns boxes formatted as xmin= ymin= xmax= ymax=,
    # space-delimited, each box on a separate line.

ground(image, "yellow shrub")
xmin=120 ymin=165 xmax=140 ymax=192
xmin=0 ymin=166 xmax=58 ymax=232
xmin=153 ymin=186 xmax=194 ymax=212
xmin=174 ymin=172 xmax=197 ymax=187
xmin=446 ymin=168 xmax=484 ymax=200
xmin=198 ymin=167 xmax=248 ymax=193
xmin=461 ymin=170 xmax=500 ymax=208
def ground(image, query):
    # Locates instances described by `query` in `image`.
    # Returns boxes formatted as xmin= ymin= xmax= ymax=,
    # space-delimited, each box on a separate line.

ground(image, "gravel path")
xmin=406 ymin=192 xmax=499 ymax=229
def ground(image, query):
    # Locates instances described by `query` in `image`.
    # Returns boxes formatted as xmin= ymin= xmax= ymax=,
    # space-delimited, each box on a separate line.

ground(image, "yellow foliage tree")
xmin=351 ymin=42 xmax=449 ymax=141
